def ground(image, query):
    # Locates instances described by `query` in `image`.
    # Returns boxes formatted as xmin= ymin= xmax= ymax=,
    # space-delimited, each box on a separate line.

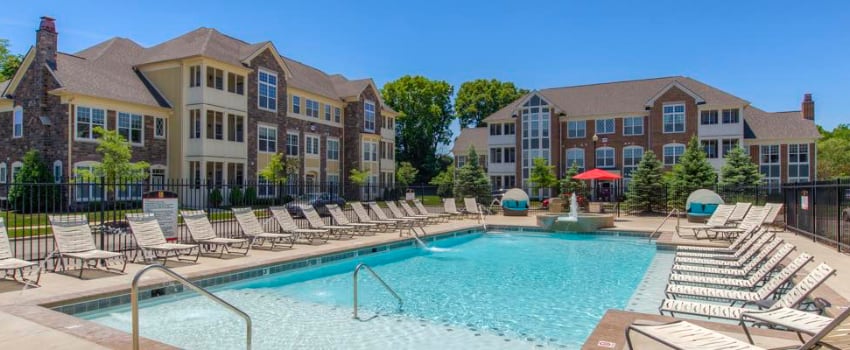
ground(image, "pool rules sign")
xmin=143 ymin=191 xmax=179 ymax=241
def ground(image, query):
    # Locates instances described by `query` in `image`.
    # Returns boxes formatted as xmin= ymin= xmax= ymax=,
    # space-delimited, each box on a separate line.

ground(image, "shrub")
xmin=244 ymin=187 xmax=258 ymax=204
xmin=208 ymin=188 xmax=223 ymax=208
xmin=229 ymin=187 xmax=244 ymax=206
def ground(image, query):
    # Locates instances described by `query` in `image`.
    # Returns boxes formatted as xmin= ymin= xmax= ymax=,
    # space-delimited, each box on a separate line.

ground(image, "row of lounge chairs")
xmin=679 ymin=202 xmax=784 ymax=240
xmin=0 ymin=198 xmax=484 ymax=284
xmin=627 ymin=204 xmax=849 ymax=349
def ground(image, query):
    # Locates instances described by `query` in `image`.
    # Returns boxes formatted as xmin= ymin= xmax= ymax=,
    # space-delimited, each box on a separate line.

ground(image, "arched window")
xmin=73 ymin=161 xmax=102 ymax=202
xmin=0 ymin=162 xmax=7 ymax=184
xmin=13 ymin=106 xmax=23 ymax=138
xmin=595 ymin=147 xmax=615 ymax=169
xmin=10 ymin=161 xmax=23 ymax=183
xmin=565 ymin=148 xmax=585 ymax=172
xmin=623 ymin=146 xmax=644 ymax=178
xmin=663 ymin=144 xmax=686 ymax=165
xmin=53 ymin=160 xmax=63 ymax=183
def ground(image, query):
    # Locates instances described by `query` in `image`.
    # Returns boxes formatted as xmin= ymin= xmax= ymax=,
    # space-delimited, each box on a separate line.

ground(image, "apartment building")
xmin=473 ymin=76 xmax=820 ymax=197
xmin=0 ymin=17 xmax=397 ymax=202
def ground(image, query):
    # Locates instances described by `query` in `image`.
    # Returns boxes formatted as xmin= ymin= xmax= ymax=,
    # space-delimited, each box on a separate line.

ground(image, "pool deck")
xmin=0 ymin=213 xmax=848 ymax=349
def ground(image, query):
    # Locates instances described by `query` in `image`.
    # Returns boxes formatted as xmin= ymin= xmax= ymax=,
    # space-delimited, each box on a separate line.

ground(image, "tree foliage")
xmin=429 ymin=168 xmax=454 ymax=198
xmin=719 ymin=147 xmax=762 ymax=187
xmin=528 ymin=157 xmax=558 ymax=197
xmin=817 ymin=124 xmax=850 ymax=179
xmin=381 ymin=75 xmax=455 ymax=182
xmin=395 ymin=161 xmax=419 ymax=188
xmin=454 ymin=147 xmax=491 ymax=204
xmin=455 ymin=79 xmax=528 ymax=128
xmin=8 ymin=149 xmax=59 ymax=212
xmin=666 ymin=137 xmax=717 ymax=209
xmin=258 ymin=154 xmax=299 ymax=185
xmin=75 ymin=127 xmax=149 ymax=194
xmin=348 ymin=168 xmax=370 ymax=186
xmin=560 ymin=163 xmax=586 ymax=196
xmin=623 ymin=150 xmax=666 ymax=213
xmin=0 ymin=39 xmax=23 ymax=81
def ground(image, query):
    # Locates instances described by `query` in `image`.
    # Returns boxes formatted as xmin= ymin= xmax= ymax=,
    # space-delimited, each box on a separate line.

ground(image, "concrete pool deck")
xmin=0 ymin=213 xmax=847 ymax=349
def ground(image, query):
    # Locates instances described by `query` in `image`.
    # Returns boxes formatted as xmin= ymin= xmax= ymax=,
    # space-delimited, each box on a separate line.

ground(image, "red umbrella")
xmin=572 ymin=168 xmax=622 ymax=180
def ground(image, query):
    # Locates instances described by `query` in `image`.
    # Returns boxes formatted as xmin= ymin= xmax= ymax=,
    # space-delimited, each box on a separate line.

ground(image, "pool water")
xmin=81 ymin=231 xmax=659 ymax=349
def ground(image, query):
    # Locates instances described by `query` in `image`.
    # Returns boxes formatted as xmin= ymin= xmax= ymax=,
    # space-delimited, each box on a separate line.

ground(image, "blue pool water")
xmin=81 ymin=231 xmax=658 ymax=349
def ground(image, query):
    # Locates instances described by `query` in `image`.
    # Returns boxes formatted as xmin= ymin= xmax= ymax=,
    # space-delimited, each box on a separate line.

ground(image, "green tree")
xmin=75 ymin=127 xmax=149 ymax=195
xmin=8 ymin=149 xmax=59 ymax=212
xmin=560 ymin=163 xmax=587 ymax=212
xmin=381 ymin=75 xmax=455 ymax=182
xmin=623 ymin=150 xmax=666 ymax=213
xmin=666 ymin=137 xmax=717 ymax=210
xmin=0 ymin=39 xmax=23 ymax=81
xmin=348 ymin=168 xmax=370 ymax=186
xmin=395 ymin=161 xmax=419 ymax=188
xmin=455 ymin=79 xmax=528 ymax=128
xmin=817 ymin=124 xmax=850 ymax=179
xmin=454 ymin=147 xmax=491 ymax=204
xmin=429 ymin=168 xmax=454 ymax=198
xmin=528 ymin=157 xmax=558 ymax=199
xmin=258 ymin=153 xmax=299 ymax=203
xmin=719 ymin=147 xmax=762 ymax=187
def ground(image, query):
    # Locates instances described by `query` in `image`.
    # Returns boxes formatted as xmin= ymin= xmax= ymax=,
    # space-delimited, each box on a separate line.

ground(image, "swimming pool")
xmin=79 ymin=230 xmax=660 ymax=349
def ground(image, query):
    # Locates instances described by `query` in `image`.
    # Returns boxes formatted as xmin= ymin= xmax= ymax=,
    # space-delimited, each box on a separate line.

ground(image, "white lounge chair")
xmin=464 ymin=197 xmax=483 ymax=218
xmin=677 ymin=204 xmax=735 ymax=239
xmin=706 ymin=206 xmax=769 ymax=240
xmin=413 ymin=199 xmax=452 ymax=221
xmin=442 ymin=198 xmax=463 ymax=218
xmin=675 ymin=226 xmax=758 ymax=255
xmin=350 ymin=202 xmax=397 ymax=231
xmin=0 ymin=218 xmax=41 ymax=286
xmin=126 ymin=213 xmax=199 ymax=265
xmin=399 ymin=201 xmax=441 ymax=223
xmin=326 ymin=204 xmax=377 ymax=235
xmin=367 ymin=202 xmax=414 ymax=236
xmin=671 ymin=237 xmax=787 ymax=278
xmin=232 ymin=207 xmax=296 ymax=250
xmin=763 ymin=203 xmax=785 ymax=233
xmin=269 ymin=206 xmax=328 ymax=244
xmin=673 ymin=232 xmax=778 ymax=269
xmin=48 ymin=215 xmax=127 ymax=279
xmin=668 ymin=244 xmax=800 ymax=289
xmin=676 ymin=228 xmax=771 ymax=260
xmin=727 ymin=202 xmax=753 ymax=224
xmin=301 ymin=205 xmax=353 ymax=239
xmin=385 ymin=201 xmax=428 ymax=223
xmin=741 ymin=305 xmax=850 ymax=346
xmin=180 ymin=210 xmax=250 ymax=258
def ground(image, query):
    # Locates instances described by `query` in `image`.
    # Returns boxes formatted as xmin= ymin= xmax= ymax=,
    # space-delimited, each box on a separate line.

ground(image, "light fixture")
xmin=309 ymin=123 xmax=317 ymax=132
xmin=592 ymin=134 xmax=599 ymax=142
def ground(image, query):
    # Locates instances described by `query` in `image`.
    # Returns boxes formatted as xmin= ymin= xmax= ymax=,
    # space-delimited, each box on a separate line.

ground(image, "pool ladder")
xmin=131 ymin=264 xmax=253 ymax=350
xmin=352 ymin=263 xmax=403 ymax=320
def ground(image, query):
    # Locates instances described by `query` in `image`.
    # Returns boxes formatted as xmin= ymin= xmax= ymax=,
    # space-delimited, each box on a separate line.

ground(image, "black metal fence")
xmin=618 ymin=183 xmax=785 ymax=216
xmin=783 ymin=179 xmax=850 ymax=252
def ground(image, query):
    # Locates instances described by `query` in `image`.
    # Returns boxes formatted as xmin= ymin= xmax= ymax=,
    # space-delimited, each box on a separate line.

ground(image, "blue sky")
xmin=3 ymin=1 xmax=848 ymax=153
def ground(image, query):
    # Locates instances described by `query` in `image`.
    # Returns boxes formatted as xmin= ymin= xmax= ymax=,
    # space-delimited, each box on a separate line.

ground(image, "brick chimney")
xmin=36 ymin=16 xmax=58 ymax=69
xmin=801 ymin=93 xmax=815 ymax=120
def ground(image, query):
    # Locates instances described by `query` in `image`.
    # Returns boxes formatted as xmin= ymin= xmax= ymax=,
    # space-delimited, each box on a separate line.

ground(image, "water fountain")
xmin=537 ymin=193 xmax=615 ymax=231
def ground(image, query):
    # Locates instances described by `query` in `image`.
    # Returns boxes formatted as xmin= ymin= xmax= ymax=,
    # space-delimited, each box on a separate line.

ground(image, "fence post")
xmin=811 ymin=182 xmax=817 ymax=243
xmin=100 ymin=177 xmax=106 ymax=249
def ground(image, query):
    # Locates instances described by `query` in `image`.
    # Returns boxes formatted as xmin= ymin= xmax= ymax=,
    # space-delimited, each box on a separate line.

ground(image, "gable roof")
xmin=282 ymin=56 xmax=341 ymax=100
xmin=451 ymin=127 xmax=488 ymax=156
xmin=743 ymin=107 xmax=821 ymax=140
xmin=485 ymin=76 xmax=749 ymax=122
xmin=138 ymin=27 xmax=246 ymax=66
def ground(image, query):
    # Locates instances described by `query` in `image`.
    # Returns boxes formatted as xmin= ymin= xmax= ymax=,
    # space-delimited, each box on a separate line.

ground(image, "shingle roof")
xmin=485 ymin=76 xmax=749 ymax=122
xmin=0 ymin=80 xmax=10 ymax=96
xmin=743 ymin=107 xmax=821 ymax=140
xmin=138 ymin=28 xmax=257 ymax=66
xmin=282 ymin=57 xmax=341 ymax=100
xmin=452 ymin=127 xmax=489 ymax=156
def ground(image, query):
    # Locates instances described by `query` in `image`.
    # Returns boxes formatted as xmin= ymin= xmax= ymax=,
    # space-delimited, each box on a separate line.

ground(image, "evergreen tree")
xmin=623 ymin=150 xmax=666 ymax=213
xmin=454 ymin=147 xmax=491 ymax=204
xmin=528 ymin=157 xmax=558 ymax=199
xmin=8 ymin=149 xmax=59 ymax=212
xmin=560 ymin=163 xmax=587 ymax=212
xmin=666 ymin=137 xmax=717 ymax=210
xmin=719 ymin=147 xmax=762 ymax=188
xmin=429 ymin=168 xmax=454 ymax=198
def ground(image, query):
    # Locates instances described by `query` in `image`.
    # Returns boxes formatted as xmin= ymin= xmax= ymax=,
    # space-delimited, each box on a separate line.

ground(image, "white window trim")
xmin=73 ymin=161 xmax=103 ymax=202
xmin=565 ymin=148 xmax=585 ymax=171
xmin=154 ymin=117 xmax=167 ymax=139
xmin=595 ymin=118 xmax=615 ymax=135
xmin=118 ymin=112 xmax=145 ymax=146
xmin=53 ymin=160 xmax=63 ymax=183
xmin=663 ymin=143 xmax=686 ymax=166
xmin=364 ymin=100 xmax=376 ymax=132
xmin=788 ymin=143 xmax=810 ymax=182
xmin=567 ymin=120 xmax=586 ymax=139
xmin=595 ymin=146 xmax=615 ymax=168
xmin=74 ymin=106 xmax=107 ymax=142
xmin=623 ymin=116 xmax=644 ymax=136
xmin=662 ymin=103 xmax=686 ymax=134
xmin=622 ymin=146 xmax=644 ymax=177
xmin=305 ymin=134 xmax=321 ymax=157
xmin=258 ymin=124 xmax=278 ymax=154
xmin=285 ymin=132 xmax=299 ymax=157
xmin=257 ymin=68 xmax=278 ymax=112
xmin=0 ymin=162 xmax=7 ymax=184
xmin=760 ymin=144 xmax=781 ymax=186
xmin=13 ymin=106 xmax=23 ymax=138
xmin=327 ymin=137 xmax=340 ymax=161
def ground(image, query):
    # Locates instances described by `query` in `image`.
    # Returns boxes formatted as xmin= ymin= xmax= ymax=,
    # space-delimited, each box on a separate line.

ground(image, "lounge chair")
xmin=269 ymin=206 xmax=328 ymax=244
xmin=665 ymin=250 xmax=811 ymax=305
xmin=677 ymin=204 xmax=735 ymax=239
xmin=741 ymin=305 xmax=850 ymax=346
xmin=727 ymin=202 xmax=753 ymax=224
xmin=413 ymin=199 xmax=453 ymax=221
xmin=47 ymin=215 xmax=127 ymax=279
xmin=350 ymin=202 xmax=397 ymax=230
xmin=385 ymin=201 xmax=428 ymax=224
xmin=126 ymin=213 xmax=200 ymax=265
xmin=232 ymin=207 xmax=296 ymax=250
xmin=0 ymin=218 xmax=41 ymax=286
xmin=326 ymin=204 xmax=377 ymax=235
xmin=659 ymin=263 xmax=836 ymax=321
xmin=180 ymin=210 xmax=250 ymax=258
xmin=706 ymin=206 xmax=769 ymax=240
xmin=668 ymin=244 xmax=799 ymax=289
xmin=763 ymin=203 xmax=785 ymax=233
xmin=626 ymin=302 xmax=850 ymax=350
xmin=676 ymin=228 xmax=771 ymax=260
xmin=675 ymin=226 xmax=758 ymax=255
xmin=673 ymin=232 xmax=777 ymax=269
xmin=464 ymin=197 xmax=483 ymax=218
xmin=399 ymin=201 xmax=442 ymax=223
xmin=671 ymin=235 xmax=783 ymax=277
xmin=442 ymin=198 xmax=463 ymax=218
xmin=301 ymin=205 xmax=353 ymax=239
xmin=367 ymin=202 xmax=414 ymax=236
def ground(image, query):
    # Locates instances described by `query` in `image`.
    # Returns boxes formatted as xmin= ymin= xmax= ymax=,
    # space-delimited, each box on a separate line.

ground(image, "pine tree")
xmin=719 ymin=147 xmax=762 ymax=188
xmin=8 ymin=149 xmax=60 ymax=212
xmin=560 ymin=162 xmax=587 ymax=212
xmin=666 ymin=137 xmax=717 ymax=210
xmin=454 ymin=147 xmax=491 ymax=204
xmin=623 ymin=150 xmax=665 ymax=213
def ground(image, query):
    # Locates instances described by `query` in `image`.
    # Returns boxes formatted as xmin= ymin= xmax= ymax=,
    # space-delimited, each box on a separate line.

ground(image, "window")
xmin=227 ymin=114 xmax=244 ymax=142
xmin=456 ymin=156 xmax=466 ymax=168
xmin=0 ymin=163 xmax=6 ymax=184
xmin=504 ymin=123 xmax=515 ymax=135
xmin=75 ymin=106 xmax=106 ymax=140
xmin=490 ymin=176 xmax=503 ymax=191
xmin=227 ymin=73 xmax=244 ymax=95
xmin=788 ymin=144 xmax=810 ymax=182
xmin=206 ymin=67 xmax=223 ymax=90
xmin=154 ymin=117 xmax=166 ymax=139
xmin=623 ymin=117 xmax=643 ymax=136
xmin=327 ymin=139 xmax=340 ymax=160
xmin=334 ymin=107 xmax=341 ymax=123
xmin=490 ymin=148 xmax=503 ymax=164
xmin=189 ymin=65 xmax=201 ymax=87
xmin=722 ymin=109 xmax=739 ymax=124
xmin=663 ymin=144 xmax=685 ymax=165
xmin=504 ymin=175 xmax=516 ymax=188
xmin=324 ymin=105 xmax=331 ymax=121
xmin=150 ymin=167 xmax=166 ymax=189
xmin=363 ymin=142 xmax=378 ymax=162
xmin=504 ymin=147 xmax=516 ymax=163
xmin=206 ymin=161 xmax=224 ymax=188
xmin=117 ymin=112 xmax=143 ymax=145
xmin=595 ymin=147 xmax=615 ymax=168
xmin=286 ymin=133 xmax=299 ymax=156
xmin=700 ymin=110 xmax=718 ymax=125
xmin=565 ymin=148 xmax=585 ymax=172
xmin=13 ymin=106 xmax=23 ymax=138
xmin=304 ymin=99 xmax=319 ymax=118
xmin=258 ymin=125 xmax=277 ymax=153
xmin=305 ymin=135 xmax=320 ymax=156
xmin=74 ymin=164 xmax=102 ymax=201
xmin=701 ymin=139 xmax=719 ymax=159
xmin=206 ymin=110 xmax=223 ymax=140
xmin=291 ymin=95 xmax=300 ymax=114
xmin=11 ymin=162 xmax=22 ymax=183
xmin=116 ymin=179 xmax=143 ymax=201
xmin=663 ymin=104 xmax=685 ymax=133
xmin=189 ymin=109 xmax=201 ymax=139
xmin=189 ymin=161 xmax=201 ymax=189
xmin=490 ymin=123 xmax=502 ymax=136
xmin=364 ymin=101 xmax=376 ymax=132
xmin=623 ymin=146 xmax=643 ymax=178
xmin=258 ymin=69 xmax=277 ymax=111
xmin=760 ymin=145 xmax=781 ymax=188
xmin=567 ymin=120 xmax=585 ymax=138
xmin=722 ymin=139 xmax=739 ymax=157
xmin=595 ymin=118 xmax=615 ymax=134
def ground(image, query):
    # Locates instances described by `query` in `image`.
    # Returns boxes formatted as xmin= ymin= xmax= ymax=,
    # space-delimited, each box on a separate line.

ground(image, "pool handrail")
xmin=353 ymin=263 xmax=403 ymax=320
xmin=131 ymin=264 xmax=253 ymax=350
xmin=650 ymin=208 xmax=680 ymax=242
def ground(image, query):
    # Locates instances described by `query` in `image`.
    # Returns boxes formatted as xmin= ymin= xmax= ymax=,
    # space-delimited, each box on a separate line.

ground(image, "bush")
xmin=8 ymin=150 xmax=60 ymax=213
xmin=229 ymin=187 xmax=244 ymax=206
xmin=208 ymin=188 xmax=223 ymax=208
xmin=244 ymin=187 xmax=258 ymax=204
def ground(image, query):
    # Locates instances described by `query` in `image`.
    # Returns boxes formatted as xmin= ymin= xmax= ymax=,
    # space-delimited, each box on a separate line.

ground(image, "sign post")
xmin=142 ymin=191 xmax=179 ymax=242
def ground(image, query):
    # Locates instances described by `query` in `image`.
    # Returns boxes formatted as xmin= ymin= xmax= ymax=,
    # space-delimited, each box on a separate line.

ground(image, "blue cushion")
xmin=704 ymin=203 xmax=719 ymax=214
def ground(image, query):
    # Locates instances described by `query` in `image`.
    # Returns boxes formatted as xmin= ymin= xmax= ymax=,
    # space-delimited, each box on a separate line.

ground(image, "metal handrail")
xmin=477 ymin=204 xmax=487 ymax=231
xmin=352 ymin=263 xmax=403 ymax=320
xmin=649 ymin=209 xmax=680 ymax=242
xmin=131 ymin=264 xmax=252 ymax=350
